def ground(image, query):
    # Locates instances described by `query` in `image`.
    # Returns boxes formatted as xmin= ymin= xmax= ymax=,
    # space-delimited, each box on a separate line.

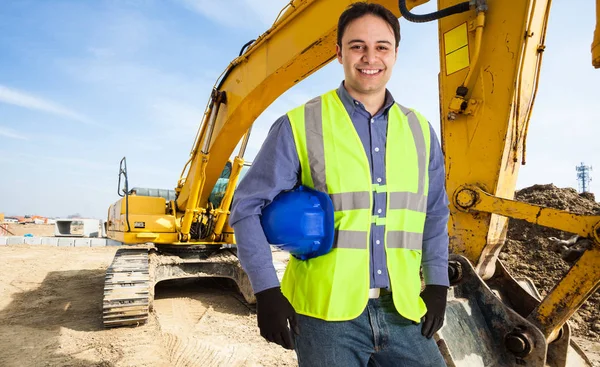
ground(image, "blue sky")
xmin=1 ymin=0 xmax=598 ymax=219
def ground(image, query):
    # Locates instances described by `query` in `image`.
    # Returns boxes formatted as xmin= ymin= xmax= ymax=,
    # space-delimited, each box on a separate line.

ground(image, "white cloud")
xmin=0 ymin=85 xmax=93 ymax=125
xmin=0 ymin=126 xmax=28 ymax=140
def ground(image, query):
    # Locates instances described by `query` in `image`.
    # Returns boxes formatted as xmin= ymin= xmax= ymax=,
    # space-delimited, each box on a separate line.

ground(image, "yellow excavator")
xmin=105 ymin=0 xmax=600 ymax=365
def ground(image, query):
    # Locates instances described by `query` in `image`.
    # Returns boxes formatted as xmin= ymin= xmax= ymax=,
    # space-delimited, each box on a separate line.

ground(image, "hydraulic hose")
xmin=216 ymin=39 xmax=257 ymax=90
xmin=398 ymin=0 xmax=471 ymax=23
xmin=461 ymin=11 xmax=485 ymax=88
xmin=239 ymin=39 xmax=256 ymax=56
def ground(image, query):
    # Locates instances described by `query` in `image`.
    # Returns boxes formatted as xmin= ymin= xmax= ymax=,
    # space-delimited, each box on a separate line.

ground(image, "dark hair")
xmin=337 ymin=2 xmax=401 ymax=48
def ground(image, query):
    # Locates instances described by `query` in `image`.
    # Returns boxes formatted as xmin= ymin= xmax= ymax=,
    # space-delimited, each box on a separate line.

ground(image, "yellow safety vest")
xmin=281 ymin=89 xmax=431 ymax=322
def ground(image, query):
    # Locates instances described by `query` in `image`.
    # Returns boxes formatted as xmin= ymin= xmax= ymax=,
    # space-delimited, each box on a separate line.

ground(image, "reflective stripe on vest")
xmin=282 ymin=89 xmax=431 ymax=322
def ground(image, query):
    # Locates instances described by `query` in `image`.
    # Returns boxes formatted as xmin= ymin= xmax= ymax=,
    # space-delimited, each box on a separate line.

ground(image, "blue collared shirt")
xmin=230 ymin=83 xmax=450 ymax=293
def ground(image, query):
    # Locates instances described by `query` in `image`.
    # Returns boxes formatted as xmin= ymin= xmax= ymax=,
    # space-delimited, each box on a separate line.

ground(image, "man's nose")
xmin=362 ymin=48 xmax=377 ymax=64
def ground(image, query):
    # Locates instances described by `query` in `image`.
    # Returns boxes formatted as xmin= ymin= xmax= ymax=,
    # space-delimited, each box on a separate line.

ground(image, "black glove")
xmin=255 ymin=286 xmax=300 ymax=350
xmin=420 ymin=285 xmax=448 ymax=339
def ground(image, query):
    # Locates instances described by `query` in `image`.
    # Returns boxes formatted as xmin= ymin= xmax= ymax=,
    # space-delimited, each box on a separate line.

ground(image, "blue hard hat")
xmin=261 ymin=185 xmax=334 ymax=260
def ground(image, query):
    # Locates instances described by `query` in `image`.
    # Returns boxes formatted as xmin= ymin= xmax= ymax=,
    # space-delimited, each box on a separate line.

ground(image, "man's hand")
xmin=420 ymin=285 xmax=448 ymax=339
xmin=255 ymin=286 xmax=300 ymax=350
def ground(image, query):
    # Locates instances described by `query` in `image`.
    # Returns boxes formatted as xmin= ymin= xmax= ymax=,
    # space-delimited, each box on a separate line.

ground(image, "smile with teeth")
xmin=359 ymin=69 xmax=382 ymax=75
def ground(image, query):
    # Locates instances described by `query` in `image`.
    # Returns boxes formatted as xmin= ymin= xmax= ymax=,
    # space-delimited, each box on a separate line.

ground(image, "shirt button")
xmin=377 ymin=208 xmax=382 ymax=214
xmin=377 ymin=178 xmax=382 ymax=183
xmin=377 ymin=270 xmax=382 ymax=275
xmin=370 ymin=118 xmax=375 ymax=123
xmin=376 ymin=240 xmax=381 ymax=245
xmin=354 ymin=101 xmax=359 ymax=105
xmin=374 ymin=147 xmax=380 ymax=152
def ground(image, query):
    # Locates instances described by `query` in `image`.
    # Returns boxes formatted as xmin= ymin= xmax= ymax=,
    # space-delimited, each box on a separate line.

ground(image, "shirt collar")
xmin=335 ymin=81 xmax=396 ymax=117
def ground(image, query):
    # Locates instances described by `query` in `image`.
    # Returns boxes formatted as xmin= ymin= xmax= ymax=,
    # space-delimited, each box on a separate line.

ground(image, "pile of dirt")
xmin=501 ymin=184 xmax=600 ymax=341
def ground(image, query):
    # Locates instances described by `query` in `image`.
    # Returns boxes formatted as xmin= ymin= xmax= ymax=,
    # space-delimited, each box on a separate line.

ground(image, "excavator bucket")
xmin=437 ymin=255 xmax=593 ymax=367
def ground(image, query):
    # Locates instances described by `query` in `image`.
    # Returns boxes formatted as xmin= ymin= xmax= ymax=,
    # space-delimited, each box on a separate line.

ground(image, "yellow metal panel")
xmin=109 ymin=230 xmax=179 ymax=245
xmin=120 ymin=196 xmax=166 ymax=215
xmin=117 ymin=214 xmax=176 ymax=233
xmin=445 ymin=45 xmax=470 ymax=75
xmin=109 ymin=230 xmax=231 ymax=246
xmin=444 ymin=23 xmax=468 ymax=53
xmin=444 ymin=22 xmax=470 ymax=75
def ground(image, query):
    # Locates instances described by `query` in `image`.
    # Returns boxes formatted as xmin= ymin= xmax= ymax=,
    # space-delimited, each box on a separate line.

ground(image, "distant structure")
xmin=576 ymin=162 xmax=592 ymax=193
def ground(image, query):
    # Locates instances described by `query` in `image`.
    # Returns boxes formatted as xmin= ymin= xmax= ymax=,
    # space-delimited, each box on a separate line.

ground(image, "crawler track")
xmin=103 ymin=248 xmax=150 ymax=328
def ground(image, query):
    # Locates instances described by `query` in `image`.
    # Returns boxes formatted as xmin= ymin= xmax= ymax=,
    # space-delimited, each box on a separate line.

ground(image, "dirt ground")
xmin=501 ymin=184 xmax=600 ymax=342
xmin=4 ymin=223 xmax=55 ymax=236
xmin=0 ymin=245 xmax=297 ymax=367
xmin=1 ymin=245 xmax=598 ymax=367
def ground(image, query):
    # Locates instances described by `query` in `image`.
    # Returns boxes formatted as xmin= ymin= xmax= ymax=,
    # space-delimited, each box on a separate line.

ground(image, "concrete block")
xmin=41 ymin=237 xmax=59 ymax=246
xmin=7 ymin=236 xmax=25 ymax=245
xmin=74 ymin=239 xmax=92 ymax=247
xmin=0 ymin=236 xmax=7 ymax=245
xmin=90 ymin=239 xmax=107 ymax=247
xmin=55 ymin=218 xmax=102 ymax=237
xmin=58 ymin=238 xmax=75 ymax=247
xmin=24 ymin=237 xmax=43 ymax=245
xmin=106 ymin=239 xmax=122 ymax=247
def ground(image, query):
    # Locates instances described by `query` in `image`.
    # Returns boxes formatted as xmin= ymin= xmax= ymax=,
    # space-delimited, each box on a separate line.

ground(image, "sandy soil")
xmin=4 ymin=223 xmax=55 ymax=237
xmin=0 ymin=245 xmax=296 ymax=367
xmin=0 ymin=243 xmax=597 ymax=366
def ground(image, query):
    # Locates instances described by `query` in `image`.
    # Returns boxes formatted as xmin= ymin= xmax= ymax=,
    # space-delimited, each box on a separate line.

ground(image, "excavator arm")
xmin=436 ymin=0 xmax=599 ymax=351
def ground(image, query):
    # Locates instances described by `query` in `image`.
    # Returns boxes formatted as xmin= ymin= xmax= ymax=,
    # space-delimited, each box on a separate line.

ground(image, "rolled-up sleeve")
xmin=421 ymin=124 xmax=450 ymax=287
xmin=229 ymin=115 xmax=300 ymax=293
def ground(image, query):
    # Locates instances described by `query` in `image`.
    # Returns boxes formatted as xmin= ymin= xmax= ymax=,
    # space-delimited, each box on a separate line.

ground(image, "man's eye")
xmin=378 ymin=46 xmax=389 ymax=51
xmin=351 ymin=45 xmax=362 ymax=50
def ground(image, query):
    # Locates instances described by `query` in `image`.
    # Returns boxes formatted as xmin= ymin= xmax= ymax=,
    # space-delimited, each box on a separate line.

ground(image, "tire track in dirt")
xmin=151 ymin=280 xmax=298 ymax=366
xmin=162 ymin=332 xmax=247 ymax=367
xmin=154 ymin=294 xmax=249 ymax=366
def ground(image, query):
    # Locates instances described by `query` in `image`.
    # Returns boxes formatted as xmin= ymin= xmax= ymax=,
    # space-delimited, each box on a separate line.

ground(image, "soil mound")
xmin=501 ymin=184 xmax=600 ymax=341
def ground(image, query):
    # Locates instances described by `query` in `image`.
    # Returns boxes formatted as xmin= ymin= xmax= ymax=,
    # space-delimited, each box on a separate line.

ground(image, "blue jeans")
xmin=293 ymin=294 xmax=446 ymax=367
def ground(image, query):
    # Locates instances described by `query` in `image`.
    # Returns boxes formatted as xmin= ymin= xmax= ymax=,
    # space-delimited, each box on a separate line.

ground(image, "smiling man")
xmin=230 ymin=2 xmax=449 ymax=366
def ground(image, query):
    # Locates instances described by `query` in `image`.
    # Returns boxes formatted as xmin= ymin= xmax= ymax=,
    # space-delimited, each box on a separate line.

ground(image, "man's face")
xmin=336 ymin=14 xmax=397 ymax=98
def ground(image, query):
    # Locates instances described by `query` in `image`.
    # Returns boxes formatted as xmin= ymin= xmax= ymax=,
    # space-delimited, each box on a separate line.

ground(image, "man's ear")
xmin=336 ymin=44 xmax=343 ymax=64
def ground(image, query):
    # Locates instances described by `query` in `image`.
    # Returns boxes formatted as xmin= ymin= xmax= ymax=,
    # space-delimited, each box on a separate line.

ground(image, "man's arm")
xmin=229 ymin=115 xmax=300 ymax=293
xmin=420 ymin=123 xmax=450 ymax=339
xmin=421 ymin=123 xmax=450 ymax=287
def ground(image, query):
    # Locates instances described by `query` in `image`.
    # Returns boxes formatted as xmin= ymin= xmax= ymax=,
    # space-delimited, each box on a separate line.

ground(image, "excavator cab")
xmin=208 ymin=160 xmax=251 ymax=208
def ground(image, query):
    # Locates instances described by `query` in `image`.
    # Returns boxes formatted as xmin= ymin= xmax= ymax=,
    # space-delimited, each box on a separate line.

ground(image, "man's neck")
xmin=344 ymin=84 xmax=386 ymax=116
